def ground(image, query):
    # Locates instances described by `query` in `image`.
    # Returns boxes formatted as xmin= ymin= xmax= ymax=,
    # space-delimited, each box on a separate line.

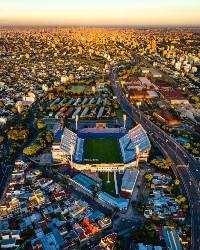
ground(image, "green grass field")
xmin=84 ymin=138 xmax=122 ymax=164
xmin=116 ymin=110 xmax=125 ymax=118
xmin=99 ymin=172 xmax=116 ymax=197
xmin=71 ymin=85 xmax=86 ymax=91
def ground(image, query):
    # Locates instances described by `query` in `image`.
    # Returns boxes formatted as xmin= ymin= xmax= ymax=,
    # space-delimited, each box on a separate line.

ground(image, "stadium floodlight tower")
xmin=123 ymin=114 xmax=127 ymax=129
xmin=69 ymin=145 xmax=74 ymax=162
xmin=75 ymin=115 xmax=79 ymax=131
xmin=107 ymin=170 xmax=110 ymax=184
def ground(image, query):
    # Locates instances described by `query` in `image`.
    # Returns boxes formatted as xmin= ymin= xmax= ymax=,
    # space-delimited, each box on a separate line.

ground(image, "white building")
xmin=61 ymin=76 xmax=68 ymax=83
xmin=42 ymin=84 xmax=49 ymax=92
xmin=175 ymin=62 xmax=181 ymax=70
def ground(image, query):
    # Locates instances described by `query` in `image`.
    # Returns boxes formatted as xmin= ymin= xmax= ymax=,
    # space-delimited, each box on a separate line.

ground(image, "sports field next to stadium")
xmin=99 ymin=172 xmax=116 ymax=197
xmin=84 ymin=139 xmax=122 ymax=164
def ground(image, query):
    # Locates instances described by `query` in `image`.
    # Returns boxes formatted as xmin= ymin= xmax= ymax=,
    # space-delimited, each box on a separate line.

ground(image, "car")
xmin=189 ymin=182 xmax=191 ymax=185
xmin=196 ymin=169 xmax=199 ymax=172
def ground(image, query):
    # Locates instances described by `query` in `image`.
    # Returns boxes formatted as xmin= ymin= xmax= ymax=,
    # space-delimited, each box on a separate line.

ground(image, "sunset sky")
xmin=1 ymin=0 xmax=200 ymax=26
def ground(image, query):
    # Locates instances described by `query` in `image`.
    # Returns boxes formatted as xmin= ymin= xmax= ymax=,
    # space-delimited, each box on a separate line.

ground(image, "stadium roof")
xmin=162 ymin=227 xmax=183 ymax=250
xmin=128 ymin=124 xmax=151 ymax=154
xmin=121 ymin=168 xmax=139 ymax=191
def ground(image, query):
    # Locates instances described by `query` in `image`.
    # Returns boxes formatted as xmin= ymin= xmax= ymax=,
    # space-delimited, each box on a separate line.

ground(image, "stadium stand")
xmin=73 ymin=138 xmax=84 ymax=163
xmin=77 ymin=127 xmax=126 ymax=139
xmin=119 ymin=124 xmax=150 ymax=163
xmin=128 ymin=124 xmax=151 ymax=152
xmin=60 ymin=124 xmax=150 ymax=165
xmin=60 ymin=128 xmax=84 ymax=163
xmin=119 ymin=135 xmax=135 ymax=163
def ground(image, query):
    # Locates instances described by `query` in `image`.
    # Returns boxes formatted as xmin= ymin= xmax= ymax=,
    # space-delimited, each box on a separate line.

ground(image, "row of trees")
xmin=35 ymin=119 xmax=46 ymax=130
xmin=131 ymin=223 xmax=160 ymax=245
xmin=118 ymin=65 xmax=138 ymax=78
xmin=7 ymin=126 xmax=30 ymax=142
xmin=23 ymin=130 xmax=53 ymax=156
xmin=150 ymin=158 xmax=172 ymax=170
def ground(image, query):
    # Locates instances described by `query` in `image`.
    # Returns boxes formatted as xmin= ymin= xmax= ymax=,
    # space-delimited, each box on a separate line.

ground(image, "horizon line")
xmin=1 ymin=24 xmax=200 ymax=29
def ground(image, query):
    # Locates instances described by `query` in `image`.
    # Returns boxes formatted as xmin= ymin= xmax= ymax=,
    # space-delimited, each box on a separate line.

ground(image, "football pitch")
xmin=84 ymin=139 xmax=122 ymax=164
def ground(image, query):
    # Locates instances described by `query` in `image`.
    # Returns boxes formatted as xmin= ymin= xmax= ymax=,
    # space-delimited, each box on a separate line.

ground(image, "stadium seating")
xmin=60 ymin=125 xmax=150 ymax=164
xmin=128 ymin=125 xmax=151 ymax=153
xmin=60 ymin=128 xmax=84 ymax=163
xmin=73 ymin=138 xmax=84 ymax=163
xmin=119 ymin=124 xmax=150 ymax=163
xmin=119 ymin=135 xmax=135 ymax=163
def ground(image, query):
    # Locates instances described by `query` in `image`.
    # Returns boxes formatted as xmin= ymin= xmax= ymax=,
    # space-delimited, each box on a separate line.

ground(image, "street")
xmin=111 ymin=65 xmax=200 ymax=250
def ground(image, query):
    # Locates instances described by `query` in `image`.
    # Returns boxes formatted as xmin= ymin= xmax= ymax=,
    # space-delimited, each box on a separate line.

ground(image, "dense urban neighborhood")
xmin=0 ymin=27 xmax=200 ymax=250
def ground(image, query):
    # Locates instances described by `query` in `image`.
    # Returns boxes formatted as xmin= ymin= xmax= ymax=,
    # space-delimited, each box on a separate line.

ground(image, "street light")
xmin=107 ymin=170 xmax=110 ymax=184
xmin=75 ymin=115 xmax=79 ymax=131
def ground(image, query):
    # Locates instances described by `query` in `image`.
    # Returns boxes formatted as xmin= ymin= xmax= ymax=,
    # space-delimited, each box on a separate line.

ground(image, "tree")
xmin=69 ymin=74 xmax=74 ymax=81
xmin=39 ymin=106 xmax=44 ymax=112
xmin=190 ymin=96 xmax=199 ymax=103
xmin=63 ymin=175 xmax=69 ymax=180
xmin=150 ymin=158 xmax=172 ymax=170
xmin=0 ymin=101 xmax=4 ymax=108
xmin=113 ymin=207 xmax=120 ymax=213
xmin=166 ymin=219 xmax=177 ymax=228
xmin=7 ymin=128 xmax=29 ymax=142
xmin=48 ymin=93 xmax=55 ymax=101
xmin=151 ymin=215 xmax=161 ymax=223
xmin=195 ymin=102 xmax=200 ymax=109
xmin=11 ymin=107 xmax=18 ymax=114
xmin=175 ymin=195 xmax=186 ymax=205
xmin=174 ymin=179 xmax=180 ymax=185
xmin=0 ymin=153 xmax=3 ymax=161
xmin=23 ymin=144 xmax=41 ymax=156
xmin=35 ymin=119 xmax=46 ymax=130
xmin=144 ymin=173 xmax=153 ymax=182
xmin=192 ymin=148 xmax=199 ymax=155
xmin=138 ymin=200 xmax=146 ymax=214
xmin=0 ymin=136 xmax=4 ymax=143
xmin=114 ymin=235 xmax=123 ymax=250
xmin=183 ymin=143 xmax=190 ymax=149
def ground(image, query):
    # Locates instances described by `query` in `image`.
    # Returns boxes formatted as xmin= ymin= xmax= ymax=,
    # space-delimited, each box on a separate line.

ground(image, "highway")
xmin=111 ymin=67 xmax=200 ymax=250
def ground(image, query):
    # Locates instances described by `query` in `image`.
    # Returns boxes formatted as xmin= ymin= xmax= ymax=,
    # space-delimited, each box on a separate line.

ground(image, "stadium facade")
xmin=59 ymin=124 xmax=151 ymax=172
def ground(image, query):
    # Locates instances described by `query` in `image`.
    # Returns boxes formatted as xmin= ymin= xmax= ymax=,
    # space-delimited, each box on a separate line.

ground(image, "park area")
xmin=84 ymin=138 xmax=122 ymax=164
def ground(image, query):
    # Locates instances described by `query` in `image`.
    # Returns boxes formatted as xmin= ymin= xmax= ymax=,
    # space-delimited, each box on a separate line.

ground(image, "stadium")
xmin=60 ymin=124 xmax=151 ymax=172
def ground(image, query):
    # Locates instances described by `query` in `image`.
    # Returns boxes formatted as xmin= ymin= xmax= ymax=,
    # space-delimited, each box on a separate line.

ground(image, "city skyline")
xmin=1 ymin=0 xmax=200 ymax=27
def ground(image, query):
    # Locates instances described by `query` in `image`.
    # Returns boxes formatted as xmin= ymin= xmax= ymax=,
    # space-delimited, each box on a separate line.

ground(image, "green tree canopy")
xmin=144 ymin=172 xmax=153 ymax=182
xmin=35 ymin=119 xmax=46 ymax=130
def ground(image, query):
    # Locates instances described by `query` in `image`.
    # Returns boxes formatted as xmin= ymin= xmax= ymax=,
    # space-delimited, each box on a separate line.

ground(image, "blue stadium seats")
xmin=60 ymin=128 xmax=84 ymax=163
xmin=119 ymin=125 xmax=150 ymax=163
xmin=60 ymin=125 xmax=150 ymax=164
